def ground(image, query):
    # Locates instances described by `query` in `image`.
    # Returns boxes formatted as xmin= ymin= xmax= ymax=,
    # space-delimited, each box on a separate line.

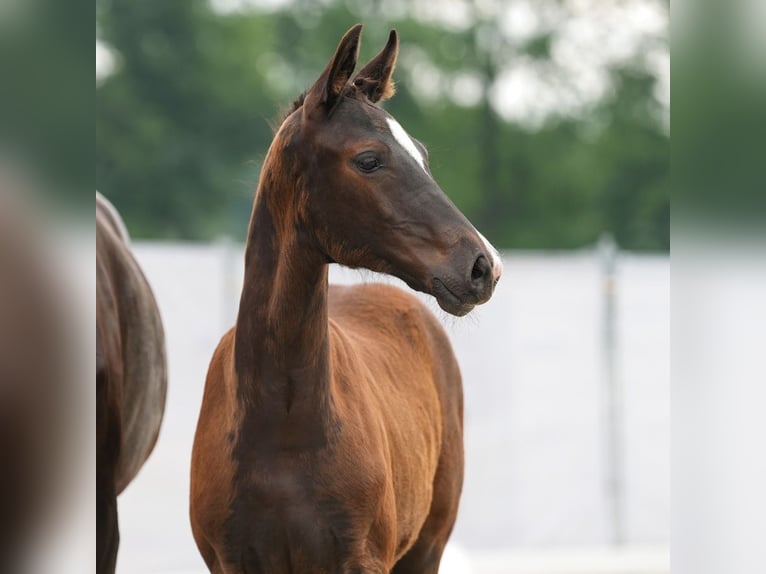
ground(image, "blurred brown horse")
xmin=97 ymin=192 xmax=167 ymax=573
xmin=0 ymin=186 xmax=70 ymax=570
xmin=190 ymin=25 xmax=501 ymax=573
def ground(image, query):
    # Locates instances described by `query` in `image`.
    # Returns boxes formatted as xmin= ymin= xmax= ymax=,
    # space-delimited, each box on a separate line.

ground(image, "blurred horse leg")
xmin=96 ymin=469 xmax=119 ymax=574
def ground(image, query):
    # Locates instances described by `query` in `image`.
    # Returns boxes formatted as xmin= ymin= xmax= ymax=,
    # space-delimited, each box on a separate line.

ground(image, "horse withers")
xmin=96 ymin=192 xmax=167 ymax=573
xmin=190 ymin=25 xmax=501 ymax=573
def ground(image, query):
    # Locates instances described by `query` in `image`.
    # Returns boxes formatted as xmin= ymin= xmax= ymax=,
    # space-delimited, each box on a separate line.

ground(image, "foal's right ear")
xmin=303 ymin=24 xmax=363 ymax=120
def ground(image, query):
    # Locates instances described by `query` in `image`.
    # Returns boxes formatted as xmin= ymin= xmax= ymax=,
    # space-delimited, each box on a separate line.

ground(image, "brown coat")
xmin=190 ymin=25 xmax=500 ymax=574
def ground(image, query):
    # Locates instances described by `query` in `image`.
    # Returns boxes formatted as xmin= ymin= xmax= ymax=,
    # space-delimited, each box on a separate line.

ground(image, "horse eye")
xmin=355 ymin=154 xmax=382 ymax=173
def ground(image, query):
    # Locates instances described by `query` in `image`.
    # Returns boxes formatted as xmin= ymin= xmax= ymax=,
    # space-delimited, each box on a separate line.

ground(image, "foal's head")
xmin=267 ymin=24 xmax=502 ymax=316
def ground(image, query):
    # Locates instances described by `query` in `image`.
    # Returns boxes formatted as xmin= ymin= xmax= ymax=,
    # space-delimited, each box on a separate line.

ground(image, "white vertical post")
xmin=217 ymin=235 xmax=239 ymax=332
xmin=599 ymin=232 xmax=624 ymax=546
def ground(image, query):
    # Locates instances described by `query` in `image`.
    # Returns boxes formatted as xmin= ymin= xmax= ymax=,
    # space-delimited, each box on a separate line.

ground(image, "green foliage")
xmin=96 ymin=0 xmax=669 ymax=250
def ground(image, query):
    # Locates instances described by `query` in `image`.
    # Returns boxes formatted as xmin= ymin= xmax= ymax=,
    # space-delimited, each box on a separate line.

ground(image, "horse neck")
xmin=233 ymin=171 xmax=332 ymax=418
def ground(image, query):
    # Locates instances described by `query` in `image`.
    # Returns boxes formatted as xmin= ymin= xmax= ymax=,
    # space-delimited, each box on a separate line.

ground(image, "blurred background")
xmin=96 ymin=1 xmax=669 ymax=573
xmin=96 ymin=0 xmax=669 ymax=250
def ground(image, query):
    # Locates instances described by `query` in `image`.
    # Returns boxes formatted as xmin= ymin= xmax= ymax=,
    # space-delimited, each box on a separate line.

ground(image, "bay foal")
xmin=97 ymin=192 xmax=167 ymax=573
xmin=190 ymin=25 xmax=502 ymax=573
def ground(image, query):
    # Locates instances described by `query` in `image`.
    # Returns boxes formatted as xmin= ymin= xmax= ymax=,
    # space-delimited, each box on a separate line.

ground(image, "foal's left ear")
xmin=353 ymin=29 xmax=399 ymax=103
xmin=303 ymin=24 xmax=363 ymax=118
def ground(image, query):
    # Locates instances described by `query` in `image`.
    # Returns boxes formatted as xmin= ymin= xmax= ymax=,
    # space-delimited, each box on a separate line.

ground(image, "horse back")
xmin=96 ymin=199 xmax=167 ymax=493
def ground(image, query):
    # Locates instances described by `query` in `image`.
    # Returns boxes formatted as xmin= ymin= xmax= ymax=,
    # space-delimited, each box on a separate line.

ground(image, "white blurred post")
xmin=599 ymin=232 xmax=624 ymax=546
xmin=217 ymin=235 xmax=239 ymax=331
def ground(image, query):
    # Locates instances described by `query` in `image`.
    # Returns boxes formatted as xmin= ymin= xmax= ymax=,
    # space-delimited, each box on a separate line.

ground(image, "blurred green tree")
xmin=96 ymin=0 xmax=669 ymax=250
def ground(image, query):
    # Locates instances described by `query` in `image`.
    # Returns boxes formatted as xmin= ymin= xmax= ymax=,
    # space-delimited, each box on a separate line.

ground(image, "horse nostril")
xmin=471 ymin=255 xmax=490 ymax=285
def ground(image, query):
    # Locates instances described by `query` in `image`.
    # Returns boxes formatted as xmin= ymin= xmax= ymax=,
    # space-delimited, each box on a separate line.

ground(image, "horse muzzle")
xmin=430 ymin=251 xmax=501 ymax=316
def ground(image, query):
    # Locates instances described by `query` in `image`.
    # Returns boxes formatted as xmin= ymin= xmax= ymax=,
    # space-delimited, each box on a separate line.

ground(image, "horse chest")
xmin=223 ymin=456 xmax=395 ymax=572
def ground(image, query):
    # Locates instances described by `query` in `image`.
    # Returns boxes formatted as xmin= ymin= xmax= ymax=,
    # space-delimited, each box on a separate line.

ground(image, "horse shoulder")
xmin=329 ymin=283 xmax=435 ymax=344
xmin=190 ymin=328 xmax=240 ymax=569
xmin=327 ymin=284 xmax=457 ymax=549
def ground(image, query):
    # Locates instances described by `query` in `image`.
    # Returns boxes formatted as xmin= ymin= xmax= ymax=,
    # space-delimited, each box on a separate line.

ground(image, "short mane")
xmin=276 ymin=92 xmax=306 ymax=128
xmin=276 ymin=84 xmax=370 ymax=130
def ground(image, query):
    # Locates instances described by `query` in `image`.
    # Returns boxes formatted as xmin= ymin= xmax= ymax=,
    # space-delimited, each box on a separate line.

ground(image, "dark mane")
xmin=268 ymin=92 xmax=306 ymax=134
xmin=277 ymin=92 xmax=306 ymax=127
xmin=275 ymin=84 xmax=364 ymax=131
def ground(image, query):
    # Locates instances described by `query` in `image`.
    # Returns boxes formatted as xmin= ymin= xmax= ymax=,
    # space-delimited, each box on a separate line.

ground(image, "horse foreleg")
xmin=96 ymin=470 xmax=119 ymax=574
xmin=390 ymin=540 xmax=445 ymax=574
xmin=392 ymin=424 xmax=463 ymax=574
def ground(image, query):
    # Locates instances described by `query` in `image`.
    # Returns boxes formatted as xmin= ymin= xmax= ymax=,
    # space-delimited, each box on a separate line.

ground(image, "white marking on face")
xmin=476 ymin=229 xmax=503 ymax=281
xmin=385 ymin=117 xmax=427 ymax=174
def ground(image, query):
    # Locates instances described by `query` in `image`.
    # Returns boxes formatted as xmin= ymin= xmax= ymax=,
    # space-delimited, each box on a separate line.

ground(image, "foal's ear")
xmin=353 ymin=29 xmax=399 ymax=103
xmin=303 ymin=24 xmax=363 ymax=118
